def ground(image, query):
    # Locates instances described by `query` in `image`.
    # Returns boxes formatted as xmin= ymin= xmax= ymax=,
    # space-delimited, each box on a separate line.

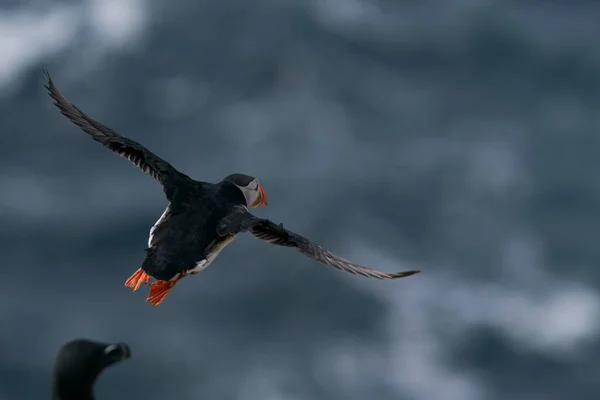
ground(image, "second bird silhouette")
xmin=52 ymin=339 xmax=131 ymax=400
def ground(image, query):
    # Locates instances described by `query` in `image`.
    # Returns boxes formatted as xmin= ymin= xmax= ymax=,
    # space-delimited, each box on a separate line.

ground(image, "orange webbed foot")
xmin=124 ymin=268 xmax=151 ymax=292
xmin=146 ymin=273 xmax=186 ymax=307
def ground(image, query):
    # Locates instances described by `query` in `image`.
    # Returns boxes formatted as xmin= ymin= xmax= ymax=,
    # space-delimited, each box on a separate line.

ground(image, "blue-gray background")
xmin=1 ymin=1 xmax=599 ymax=399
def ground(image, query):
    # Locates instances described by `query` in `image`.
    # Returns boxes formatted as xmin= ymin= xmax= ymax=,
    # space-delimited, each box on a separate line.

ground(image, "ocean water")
xmin=1 ymin=1 xmax=599 ymax=399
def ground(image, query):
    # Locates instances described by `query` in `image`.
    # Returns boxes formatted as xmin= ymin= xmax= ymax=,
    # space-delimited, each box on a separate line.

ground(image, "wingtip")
xmin=391 ymin=269 xmax=421 ymax=279
xmin=42 ymin=69 xmax=59 ymax=104
xmin=42 ymin=69 xmax=55 ymax=93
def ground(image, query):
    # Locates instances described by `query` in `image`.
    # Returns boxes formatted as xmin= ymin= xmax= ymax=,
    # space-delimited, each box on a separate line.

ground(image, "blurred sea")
xmin=1 ymin=1 xmax=599 ymax=399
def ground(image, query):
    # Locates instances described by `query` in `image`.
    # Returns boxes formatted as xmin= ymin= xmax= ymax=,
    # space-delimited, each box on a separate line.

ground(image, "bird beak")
xmin=251 ymin=184 xmax=268 ymax=208
xmin=104 ymin=343 xmax=132 ymax=362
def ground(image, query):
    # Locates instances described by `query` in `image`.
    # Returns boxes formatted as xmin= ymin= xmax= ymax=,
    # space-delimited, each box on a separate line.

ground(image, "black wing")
xmin=43 ymin=70 xmax=186 ymax=190
xmin=217 ymin=206 xmax=421 ymax=279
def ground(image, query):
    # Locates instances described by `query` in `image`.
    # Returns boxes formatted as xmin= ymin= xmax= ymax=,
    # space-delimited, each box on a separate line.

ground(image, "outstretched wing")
xmin=43 ymin=70 xmax=186 ymax=190
xmin=217 ymin=206 xmax=421 ymax=279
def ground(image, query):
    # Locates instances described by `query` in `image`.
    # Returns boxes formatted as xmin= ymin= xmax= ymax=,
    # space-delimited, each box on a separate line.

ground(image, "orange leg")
xmin=124 ymin=268 xmax=151 ymax=292
xmin=146 ymin=273 xmax=186 ymax=307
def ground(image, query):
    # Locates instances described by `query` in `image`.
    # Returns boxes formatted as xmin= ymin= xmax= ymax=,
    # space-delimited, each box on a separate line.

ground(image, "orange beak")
xmin=251 ymin=184 xmax=268 ymax=208
xmin=258 ymin=184 xmax=268 ymax=207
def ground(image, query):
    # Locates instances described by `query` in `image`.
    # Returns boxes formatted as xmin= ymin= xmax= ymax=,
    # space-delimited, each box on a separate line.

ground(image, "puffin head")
xmin=223 ymin=173 xmax=268 ymax=208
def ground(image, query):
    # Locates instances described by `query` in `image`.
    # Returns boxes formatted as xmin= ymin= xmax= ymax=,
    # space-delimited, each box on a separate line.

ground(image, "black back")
xmin=52 ymin=339 xmax=131 ymax=400
xmin=222 ymin=173 xmax=256 ymax=187
xmin=142 ymin=180 xmax=247 ymax=280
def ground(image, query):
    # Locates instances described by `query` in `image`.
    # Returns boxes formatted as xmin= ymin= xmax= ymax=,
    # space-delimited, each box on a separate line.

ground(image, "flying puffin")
xmin=52 ymin=339 xmax=131 ymax=400
xmin=44 ymin=71 xmax=420 ymax=307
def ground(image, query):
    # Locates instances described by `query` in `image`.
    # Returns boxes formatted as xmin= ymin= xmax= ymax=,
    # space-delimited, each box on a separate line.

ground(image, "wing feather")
xmin=217 ymin=206 xmax=421 ymax=280
xmin=43 ymin=70 xmax=185 ymax=189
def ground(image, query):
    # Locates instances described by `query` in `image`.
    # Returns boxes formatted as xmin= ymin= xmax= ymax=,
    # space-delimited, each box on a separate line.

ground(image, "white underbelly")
xmin=188 ymin=234 xmax=238 ymax=274
xmin=148 ymin=205 xmax=170 ymax=247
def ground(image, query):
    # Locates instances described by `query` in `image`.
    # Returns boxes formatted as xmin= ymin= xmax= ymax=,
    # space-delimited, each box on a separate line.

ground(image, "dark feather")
xmin=217 ymin=206 xmax=421 ymax=279
xmin=43 ymin=70 xmax=186 ymax=195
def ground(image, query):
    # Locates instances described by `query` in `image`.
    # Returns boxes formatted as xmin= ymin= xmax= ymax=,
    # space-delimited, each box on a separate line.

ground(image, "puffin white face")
xmin=237 ymin=178 xmax=268 ymax=208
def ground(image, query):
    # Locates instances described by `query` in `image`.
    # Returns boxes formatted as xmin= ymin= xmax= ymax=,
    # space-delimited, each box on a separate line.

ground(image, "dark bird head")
xmin=52 ymin=339 xmax=131 ymax=400
xmin=222 ymin=173 xmax=268 ymax=208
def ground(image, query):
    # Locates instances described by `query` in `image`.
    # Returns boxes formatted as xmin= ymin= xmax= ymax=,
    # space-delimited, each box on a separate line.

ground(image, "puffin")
xmin=52 ymin=339 xmax=131 ymax=400
xmin=44 ymin=70 xmax=420 ymax=307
